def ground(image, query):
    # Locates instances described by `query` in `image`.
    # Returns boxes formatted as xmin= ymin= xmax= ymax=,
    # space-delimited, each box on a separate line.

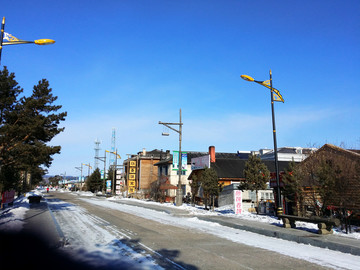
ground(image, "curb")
xmin=197 ymin=216 xmax=360 ymax=256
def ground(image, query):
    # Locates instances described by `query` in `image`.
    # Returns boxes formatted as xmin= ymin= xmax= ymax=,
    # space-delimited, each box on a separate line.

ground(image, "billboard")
xmin=191 ymin=155 xmax=210 ymax=170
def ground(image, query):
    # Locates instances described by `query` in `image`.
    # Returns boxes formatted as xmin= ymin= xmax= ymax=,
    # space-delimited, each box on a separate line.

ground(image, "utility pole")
xmin=159 ymin=109 xmax=183 ymax=206
xmin=75 ymin=164 xmax=83 ymax=190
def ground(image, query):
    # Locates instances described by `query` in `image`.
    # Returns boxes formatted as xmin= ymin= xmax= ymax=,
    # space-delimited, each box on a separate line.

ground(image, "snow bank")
xmin=0 ymin=195 xmax=29 ymax=232
xmin=105 ymin=198 xmax=360 ymax=240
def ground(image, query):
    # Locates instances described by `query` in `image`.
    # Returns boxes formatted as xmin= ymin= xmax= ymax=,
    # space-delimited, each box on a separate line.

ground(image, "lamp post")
xmin=159 ymin=109 xmax=183 ymax=206
xmin=106 ymin=149 xmax=121 ymax=194
xmin=82 ymin=163 xmax=92 ymax=189
xmin=75 ymin=164 xmax=83 ymax=190
xmin=0 ymin=17 xmax=55 ymax=65
xmin=240 ymin=70 xmax=284 ymax=216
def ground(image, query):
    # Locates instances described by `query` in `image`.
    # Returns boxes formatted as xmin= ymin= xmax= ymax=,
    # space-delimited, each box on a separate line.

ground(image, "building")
xmin=123 ymin=149 xmax=168 ymax=195
xmin=189 ymin=146 xmax=294 ymax=212
xmin=289 ymin=144 xmax=360 ymax=215
xmin=260 ymin=147 xmax=317 ymax=162
xmin=154 ymin=151 xmax=206 ymax=200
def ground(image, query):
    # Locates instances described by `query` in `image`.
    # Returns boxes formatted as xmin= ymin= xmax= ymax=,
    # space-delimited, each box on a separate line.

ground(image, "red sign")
xmin=2 ymin=190 xmax=15 ymax=204
xmin=234 ymin=190 xmax=242 ymax=214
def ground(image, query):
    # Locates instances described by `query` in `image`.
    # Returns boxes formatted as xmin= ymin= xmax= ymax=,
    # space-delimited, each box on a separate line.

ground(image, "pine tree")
xmin=282 ymin=160 xmax=305 ymax=216
xmin=189 ymin=173 xmax=201 ymax=205
xmin=239 ymin=154 xmax=270 ymax=208
xmin=85 ymin=168 xmax=102 ymax=193
xmin=0 ymin=67 xmax=67 ymax=193
xmin=201 ymin=167 xmax=219 ymax=210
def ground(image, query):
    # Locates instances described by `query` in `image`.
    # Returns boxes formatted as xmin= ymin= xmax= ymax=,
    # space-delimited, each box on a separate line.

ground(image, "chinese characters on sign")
xmin=234 ymin=190 xmax=242 ymax=215
xmin=128 ymin=160 xmax=137 ymax=194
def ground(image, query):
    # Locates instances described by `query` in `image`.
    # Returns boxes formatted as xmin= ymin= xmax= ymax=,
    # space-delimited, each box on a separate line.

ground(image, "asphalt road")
xmin=49 ymin=192 xmax=329 ymax=270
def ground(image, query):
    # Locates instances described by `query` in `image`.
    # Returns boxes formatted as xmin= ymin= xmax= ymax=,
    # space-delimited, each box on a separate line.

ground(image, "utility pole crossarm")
xmin=158 ymin=121 xmax=182 ymax=134
xmin=95 ymin=156 xmax=105 ymax=162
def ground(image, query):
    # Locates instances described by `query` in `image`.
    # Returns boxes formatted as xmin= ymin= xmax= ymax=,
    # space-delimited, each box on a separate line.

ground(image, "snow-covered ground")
xmin=0 ymin=190 xmax=43 ymax=232
xmin=47 ymin=198 xmax=163 ymax=269
xmin=1 ymin=189 xmax=360 ymax=270
xmin=107 ymin=195 xmax=360 ymax=240
xmin=82 ymin=196 xmax=360 ymax=270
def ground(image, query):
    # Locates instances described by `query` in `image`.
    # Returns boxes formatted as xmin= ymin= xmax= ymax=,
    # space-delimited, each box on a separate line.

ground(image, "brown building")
xmin=123 ymin=149 xmax=170 ymax=194
xmin=295 ymin=144 xmax=360 ymax=214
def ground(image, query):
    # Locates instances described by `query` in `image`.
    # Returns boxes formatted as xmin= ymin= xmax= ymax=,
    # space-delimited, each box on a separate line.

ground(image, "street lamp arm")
xmin=158 ymin=121 xmax=181 ymax=134
xmin=105 ymin=150 xmax=121 ymax=159
xmin=2 ymin=39 xmax=55 ymax=46
xmin=241 ymin=74 xmax=284 ymax=103
xmin=95 ymin=156 xmax=106 ymax=162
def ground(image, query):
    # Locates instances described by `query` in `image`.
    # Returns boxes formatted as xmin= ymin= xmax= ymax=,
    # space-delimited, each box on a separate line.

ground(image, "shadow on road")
xmin=121 ymin=238 xmax=199 ymax=270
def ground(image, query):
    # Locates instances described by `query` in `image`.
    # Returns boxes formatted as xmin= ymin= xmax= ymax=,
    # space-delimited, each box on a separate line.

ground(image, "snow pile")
xmin=0 ymin=195 xmax=29 ymax=232
xmin=107 ymin=198 xmax=360 ymax=239
xmin=70 ymin=190 xmax=95 ymax=197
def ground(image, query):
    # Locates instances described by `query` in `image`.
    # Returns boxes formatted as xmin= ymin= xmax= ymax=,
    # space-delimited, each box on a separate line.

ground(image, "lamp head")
xmin=240 ymin=75 xmax=255 ymax=82
xmin=34 ymin=39 xmax=55 ymax=45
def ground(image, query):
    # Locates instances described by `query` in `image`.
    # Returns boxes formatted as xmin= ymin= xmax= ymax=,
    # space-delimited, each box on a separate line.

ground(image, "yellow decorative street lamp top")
xmin=0 ymin=16 xmax=55 ymax=65
xmin=241 ymin=74 xmax=284 ymax=103
xmin=2 ymin=32 xmax=55 ymax=46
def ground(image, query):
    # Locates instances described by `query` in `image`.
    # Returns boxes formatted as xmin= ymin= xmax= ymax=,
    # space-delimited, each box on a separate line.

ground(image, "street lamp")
xmin=0 ymin=17 xmax=55 ymax=65
xmin=159 ymin=109 xmax=183 ymax=206
xmin=240 ymin=70 xmax=284 ymax=216
xmin=75 ymin=164 xmax=83 ymax=190
xmin=82 ymin=163 xmax=92 ymax=189
xmin=106 ymin=149 xmax=121 ymax=194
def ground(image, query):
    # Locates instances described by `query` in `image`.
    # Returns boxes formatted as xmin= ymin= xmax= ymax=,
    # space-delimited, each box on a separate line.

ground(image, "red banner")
xmin=1 ymin=190 xmax=15 ymax=204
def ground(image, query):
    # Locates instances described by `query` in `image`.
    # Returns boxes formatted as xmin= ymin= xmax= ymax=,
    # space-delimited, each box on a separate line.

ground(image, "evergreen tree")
xmin=282 ymin=160 xmax=305 ymax=216
xmin=85 ymin=168 xmax=102 ymax=193
xmin=315 ymin=160 xmax=340 ymax=215
xmin=0 ymin=67 xmax=66 ymax=193
xmin=189 ymin=173 xmax=201 ymax=205
xmin=201 ymin=167 xmax=219 ymax=210
xmin=239 ymin=154 xmax=270 ymax=208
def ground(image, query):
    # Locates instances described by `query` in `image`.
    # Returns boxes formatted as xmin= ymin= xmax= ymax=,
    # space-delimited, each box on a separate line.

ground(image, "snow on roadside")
xmin=82 ymin=198 xmax=360 ymax=270
xmin=47 ymin=199 xmax=163 ymax=269
xmin=0 ymin=195 xmax=29 ymax=232
xmin=106 ymin=196 xmax=360 ymax=240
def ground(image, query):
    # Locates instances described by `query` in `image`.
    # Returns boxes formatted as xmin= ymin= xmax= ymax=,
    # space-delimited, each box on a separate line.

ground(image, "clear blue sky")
xmin=2 ymin=0 xmax=360 ymax=176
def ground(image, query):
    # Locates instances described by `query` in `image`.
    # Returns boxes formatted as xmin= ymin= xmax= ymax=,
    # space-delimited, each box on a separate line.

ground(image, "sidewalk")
xmin=23 ymin=193 xmax=64 ymax=249
xmin=110 ymin=198 xmax=360 ymax=256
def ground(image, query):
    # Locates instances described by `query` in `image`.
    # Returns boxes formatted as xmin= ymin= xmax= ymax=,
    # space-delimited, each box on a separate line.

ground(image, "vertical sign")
xmin=234 ymin=190 xmax=242 ymax=214
xmin=172 ymin=151 xmax=187 ymax=171
xmin=181 ymin=152 xmax=187 ymax=171
xmin=172 ymin=151 xmax=179 ymax=171
xmin=128 ymin=160 xmax=136 ymax=194
xmin=106 ymin=180 xmax=112 ymax=193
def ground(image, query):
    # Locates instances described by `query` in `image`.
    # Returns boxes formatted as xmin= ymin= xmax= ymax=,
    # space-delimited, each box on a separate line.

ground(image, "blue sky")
xmin=2 ymin=0 xmax=360 ymax=176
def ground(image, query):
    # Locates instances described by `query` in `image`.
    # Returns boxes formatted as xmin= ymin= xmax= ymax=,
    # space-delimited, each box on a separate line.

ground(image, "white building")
xmin=259 ymin=147 xmax=317 ymax=162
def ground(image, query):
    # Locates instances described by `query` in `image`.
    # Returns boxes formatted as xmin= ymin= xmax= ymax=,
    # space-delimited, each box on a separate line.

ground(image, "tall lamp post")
xmin=82 ymin=163 xmax=92 ymax=189
xmin=106 ymin=150 xmax=121 ymax=194
xmin=240 ymin=70 xmax=284 ymax=216
xmin=75 ymin=164 xmax=83 ymax=190
xmin=0 ymin=17 xmax=55 ymax=65
xmin=159 ymin=109 xmax=183 ymax=206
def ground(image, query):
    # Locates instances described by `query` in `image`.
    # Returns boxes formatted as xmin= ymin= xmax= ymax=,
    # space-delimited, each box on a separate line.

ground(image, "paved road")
xmin=49 ymin=192 xmax=329 ymax=270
